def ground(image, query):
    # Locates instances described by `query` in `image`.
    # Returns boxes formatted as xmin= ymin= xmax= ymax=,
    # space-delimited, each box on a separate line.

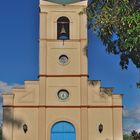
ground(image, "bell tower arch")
xmin=57 ymin=16 xmax=70 ymax=40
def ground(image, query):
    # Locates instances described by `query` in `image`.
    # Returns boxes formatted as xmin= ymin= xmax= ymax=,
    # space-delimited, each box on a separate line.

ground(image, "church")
xmin=2 ymin=0 xmax=123 ymax=140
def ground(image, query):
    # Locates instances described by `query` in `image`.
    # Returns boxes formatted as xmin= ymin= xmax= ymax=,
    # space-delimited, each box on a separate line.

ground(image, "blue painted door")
xmin=51 ymin=121 xmax=76 ymax=140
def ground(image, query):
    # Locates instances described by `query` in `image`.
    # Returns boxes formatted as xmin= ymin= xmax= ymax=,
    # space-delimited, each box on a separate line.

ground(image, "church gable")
xmin=13 ymin=81 xmax=39 ymax=105
xmin=88 ymin=80 xmax=122 ymax=106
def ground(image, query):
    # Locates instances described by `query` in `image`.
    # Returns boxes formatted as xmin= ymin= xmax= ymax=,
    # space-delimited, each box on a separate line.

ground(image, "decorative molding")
xmin=39 ymin=38 xmax=87 ymax=41
xmin=3 ymin=105 xmax=123 ymax=108
xmin=39 ymin=74 xmax=88 ymax=78
xmin=18 ymin=90 xmax=35 ymax=103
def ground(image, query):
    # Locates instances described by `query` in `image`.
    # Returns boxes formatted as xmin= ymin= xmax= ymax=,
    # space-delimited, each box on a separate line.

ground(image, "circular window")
xmin=59 ymin=55 xmax=69 ymax=65
xmin=57 ymin=90 xmax=69 ymax=100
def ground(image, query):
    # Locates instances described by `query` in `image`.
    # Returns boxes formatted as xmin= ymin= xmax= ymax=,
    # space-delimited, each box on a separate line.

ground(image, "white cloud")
xmin=123 ymin=123 xmax=138 ymax=134
xmin=123 ymin=107 xmax=140 ymax=122
xmin=123 ymin=107 xmax=140 ymax=133
xmin=0 ymin=81 xmax=23 ymax=94
xmin=136 ymin=128 xmax=140 ymax=133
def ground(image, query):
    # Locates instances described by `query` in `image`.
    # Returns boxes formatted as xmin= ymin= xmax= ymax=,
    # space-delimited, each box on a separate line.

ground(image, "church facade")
xmin=2 ymin=0 xmax=123 ymax=140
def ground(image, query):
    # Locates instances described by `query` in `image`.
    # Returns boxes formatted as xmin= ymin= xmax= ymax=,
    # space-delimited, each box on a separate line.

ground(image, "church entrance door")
xmin=51 ymin=121 xmax=76 ymax=140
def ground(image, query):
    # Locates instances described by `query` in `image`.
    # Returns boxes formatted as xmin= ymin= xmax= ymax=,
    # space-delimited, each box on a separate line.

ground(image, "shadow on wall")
xmin=3 ymin=108 xmax=23 ymax=140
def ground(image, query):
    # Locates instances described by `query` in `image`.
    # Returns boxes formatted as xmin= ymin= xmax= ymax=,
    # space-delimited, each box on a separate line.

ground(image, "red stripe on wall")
xmin=39 ymin=74 xmax=88 ymax=78
xmin=3 ymin=105 xmax=123 ymax=108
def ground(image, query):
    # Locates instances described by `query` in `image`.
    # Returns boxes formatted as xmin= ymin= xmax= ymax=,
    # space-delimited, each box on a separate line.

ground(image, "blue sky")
xmin=0 ymin=0 xmax=140 ymax=133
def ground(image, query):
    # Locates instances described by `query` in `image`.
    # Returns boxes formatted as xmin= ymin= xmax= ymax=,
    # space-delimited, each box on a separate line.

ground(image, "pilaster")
xmin=81 ymin=108 xmax=88 ymax=140
xmin=3 ymin=94 xmax=14 ymax=140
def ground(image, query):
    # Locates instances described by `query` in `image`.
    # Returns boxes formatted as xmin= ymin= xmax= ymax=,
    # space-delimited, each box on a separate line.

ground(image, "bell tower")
xmin=39 ymin=1 xmax=88 ymax=140
xmin=39 ymin=0 xmax=87 ymax=76
xmin=39 ymin=0 xmax=88 ymax=104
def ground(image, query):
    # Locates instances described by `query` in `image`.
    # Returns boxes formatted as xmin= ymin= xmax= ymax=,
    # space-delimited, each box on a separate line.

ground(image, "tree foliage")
xmin=131 ymin=130 xmax=140 ymax=140
xmin=123 ymin=130 xmax=140 ymax=140
xmin=87 ymin=0 xmax=140 ymax=69
xmin=0 ymin=127 xmax=2 ymax=140
xmin=123 ymin=134 xmax=133 ymax=140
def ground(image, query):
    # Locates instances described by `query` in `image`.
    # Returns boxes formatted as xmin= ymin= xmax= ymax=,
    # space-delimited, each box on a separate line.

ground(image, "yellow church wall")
xmin=79 ymin=13 xmax=87 ymax=39
xmin=3 ymin=94 xmax=14 ymax=106
xmin=13 ymin=81 xmax=39 ymax=106
xmin=38 ymin=108 xmax=46 ymax=140
xmin=3 ymin=95 xmax=14 ymax=140
xmin=88 ymin=108 xmax=113 ymax=140
xmin=3 ymin=106 xmax=14 ymax=140
xmin=39 ymin=77 xmax=46 ymax=105
xmin=88 ymin=92 xmax=113 ymax=106
xmin=13 ymin=108 xmax=38 ymax=140
xmin=46 ymin=77 xmax=81 ymax=106
xmin=113 ymin=108 xmax=123 ymax=140
xmin=80 ymin=77 xmax=88 ymax=105
xmin=46 ymin=42 xmax=81 ymax=75
xmin=81 ymin=108 xmax=88 ymax=140
xmin=112 ymin=94 xmax=122 ymax=106
xmin=88 ymin=82 xmax=122 ymax=106
xmin=40 ymin=40 xmax=88 ymax=76
xmin=80 ymin=40 xmax=88 ymax=74
xmin=88 ymin=82 xmax=112 ymax=106
xmin=39 ymin=40 xmax=47 ymax=75
xmin=40 ymin=12 xmax=47 ymax=39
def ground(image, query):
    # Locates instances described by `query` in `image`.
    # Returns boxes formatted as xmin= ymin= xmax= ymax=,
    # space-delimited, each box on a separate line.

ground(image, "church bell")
xmin=59 ymin=24 xmax=68 ymax=40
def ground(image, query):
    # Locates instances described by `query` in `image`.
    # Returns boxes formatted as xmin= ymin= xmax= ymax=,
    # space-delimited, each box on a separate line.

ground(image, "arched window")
xmin=51 ymin=121 xmax=76 ymax=140
xmin=57 ymin=17 xmax=70 ymax=40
